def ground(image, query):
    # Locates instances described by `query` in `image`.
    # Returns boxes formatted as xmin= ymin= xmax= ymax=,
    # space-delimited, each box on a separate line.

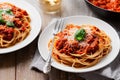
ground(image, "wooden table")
xmin=0 ymin=0 xmax=117 ymax=80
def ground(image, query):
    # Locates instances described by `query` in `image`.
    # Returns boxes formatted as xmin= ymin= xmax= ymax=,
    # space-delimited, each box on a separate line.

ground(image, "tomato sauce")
xmin=89 ymin=0 xmax=120 ymax=12
xmin=0 ymin=25 xmax=14 ymax=41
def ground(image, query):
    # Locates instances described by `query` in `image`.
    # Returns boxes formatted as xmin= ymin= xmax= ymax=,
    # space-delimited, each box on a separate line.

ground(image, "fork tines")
xmin=54 ymin=18 xmax=64 ymax=35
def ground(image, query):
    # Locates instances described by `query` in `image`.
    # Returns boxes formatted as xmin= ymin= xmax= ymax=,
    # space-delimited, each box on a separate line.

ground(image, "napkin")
xmin=30 ymin=48 xmax=45 ymax=71
xmin=30 ymin=19 xmax=120 ymax=80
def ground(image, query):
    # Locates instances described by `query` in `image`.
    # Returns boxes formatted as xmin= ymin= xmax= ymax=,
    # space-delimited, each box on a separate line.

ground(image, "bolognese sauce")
xmin=0 ymin=2 xmax=31 ymax=48
xmin=89 ymin=0 xmax=120 ymax=12
xmin=49 ymin=24 xmax=111 ymax=68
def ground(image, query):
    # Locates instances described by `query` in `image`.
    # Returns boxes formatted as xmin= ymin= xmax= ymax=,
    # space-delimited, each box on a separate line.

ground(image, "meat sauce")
xmin=89 ymin=0 xmax=120 ymax=12
xmin=55 ymin=27 xmax=99 ymax=55
xmin=0 ymin=3 xmax=29 ymax=41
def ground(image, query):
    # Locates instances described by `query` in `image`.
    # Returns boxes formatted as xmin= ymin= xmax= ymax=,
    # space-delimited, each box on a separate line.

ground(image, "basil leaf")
xmin=0 ymin=15 xmax=6 ymax=24
xmin=0 ymin=19 xmax=6 ymax=24
xmin=74 ymin=29 xmax=86 ymax=41
xmin=6 ymin=21 xmax=15 ymax=27
xmin=0 ymin=9 xmax=3 ymax=14
xmin=5 ymin=9 xmax=13 ymax=15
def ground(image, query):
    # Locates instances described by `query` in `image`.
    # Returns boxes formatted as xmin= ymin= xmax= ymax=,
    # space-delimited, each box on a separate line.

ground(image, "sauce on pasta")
xmin=89 ymin=0 xmax=120 ymax=12
xmin=0 ymin=2 xmax=31 ymax=48
xmin=49 ymin=24 xmax=111 ymax=68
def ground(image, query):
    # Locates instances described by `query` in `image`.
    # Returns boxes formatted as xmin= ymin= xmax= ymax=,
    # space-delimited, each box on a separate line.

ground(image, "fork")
xmin=43 ymin=18 xmax=64 ymax=74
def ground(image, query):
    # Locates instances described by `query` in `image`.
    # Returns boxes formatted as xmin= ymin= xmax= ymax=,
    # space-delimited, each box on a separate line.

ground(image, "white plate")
xmin=0 ymin=0 xmax=41 ymax=54
xmin=38 ymin=16 xmax=120 ymax=73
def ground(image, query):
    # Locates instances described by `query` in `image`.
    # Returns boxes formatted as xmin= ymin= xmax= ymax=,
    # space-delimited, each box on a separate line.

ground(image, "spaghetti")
xmin=49 ymin=24 xmax=111 ymax=68
xmin=89 ymin=0 xmax=120 ymax=12
xmin=0 ymin=2 xmax=31 ymax=48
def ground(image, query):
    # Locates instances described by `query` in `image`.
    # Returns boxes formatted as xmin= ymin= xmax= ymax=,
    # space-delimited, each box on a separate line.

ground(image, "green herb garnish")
xmin=0 ymin=9 xmax=3 ymax=14
xmin=5 ymin=9 xmax=13 ymax=15
xmin=74 ymin=29 xmax=86 ymax=41
xmin=0 ymin=9 xmax=14 ymax=27
xmin=6 ymin=21 xmax=15 ymax=27
xmin=0 ymin=9 xmax=13 ymax=15
xmin=0 ymin=14 xmax=6 ymax=24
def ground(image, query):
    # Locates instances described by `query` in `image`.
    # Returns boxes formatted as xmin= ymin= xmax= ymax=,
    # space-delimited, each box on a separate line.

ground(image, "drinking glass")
xmin=39 ymin=0 xmax=61 ymax=14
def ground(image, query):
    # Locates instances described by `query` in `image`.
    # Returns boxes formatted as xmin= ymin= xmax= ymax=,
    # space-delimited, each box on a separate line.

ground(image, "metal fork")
xmin=43 ymin=18 xmax=64 ymax=74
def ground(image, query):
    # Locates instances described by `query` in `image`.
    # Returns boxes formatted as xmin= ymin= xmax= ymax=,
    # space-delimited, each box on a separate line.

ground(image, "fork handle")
xmin=43 ymin=51 xmax=52 ymax=74
xmin=43 ymin=61 xmax=51 ymax=74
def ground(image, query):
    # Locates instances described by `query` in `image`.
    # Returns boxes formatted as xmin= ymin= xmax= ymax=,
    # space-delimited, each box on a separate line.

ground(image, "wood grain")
xmin=0 ymin=53 xmax=15 ymax=80
xmin=15 ymin=38 xmax=48 ymax=80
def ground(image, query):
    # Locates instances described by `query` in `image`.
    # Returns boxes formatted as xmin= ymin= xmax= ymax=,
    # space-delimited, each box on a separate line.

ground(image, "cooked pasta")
xmin=49 ymin=24 xmax=111 ymax=68
xmin=89 ymin=0 xmax=120 ymax=12
xmin=0 ymin=2 xmax=31 ymax=48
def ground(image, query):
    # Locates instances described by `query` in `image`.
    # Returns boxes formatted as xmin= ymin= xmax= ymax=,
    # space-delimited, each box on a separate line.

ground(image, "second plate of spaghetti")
xmin=38 ymin=16 xmax=120 ymax=73
xmin=0 ymin=0 xmax=41 ymax=53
